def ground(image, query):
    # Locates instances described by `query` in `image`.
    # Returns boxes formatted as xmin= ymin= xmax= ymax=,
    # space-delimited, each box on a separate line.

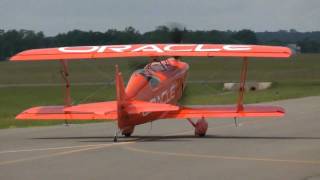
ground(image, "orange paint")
xmin=10 ymin=44 xmax=291 ymax=137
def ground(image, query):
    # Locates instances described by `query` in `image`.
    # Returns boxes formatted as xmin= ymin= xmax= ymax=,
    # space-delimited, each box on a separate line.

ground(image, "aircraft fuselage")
xmin=120 ymin=58 xmax=189 ymax=128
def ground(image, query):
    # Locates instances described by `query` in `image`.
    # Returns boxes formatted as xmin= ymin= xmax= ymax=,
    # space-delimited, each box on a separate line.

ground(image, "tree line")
xmin=1 ymin=26 xmax=319 ymax=60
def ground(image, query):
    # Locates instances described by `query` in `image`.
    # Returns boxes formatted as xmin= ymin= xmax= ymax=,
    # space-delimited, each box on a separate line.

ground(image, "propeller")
xmin=167 ymin=23 xmax=186 ymax=60
xmin=167 ymin=22 xmax=186 ymax=43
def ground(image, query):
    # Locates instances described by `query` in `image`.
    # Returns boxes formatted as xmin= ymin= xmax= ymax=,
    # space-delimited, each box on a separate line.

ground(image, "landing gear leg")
xmin=113 ymin=129 xmax=120 ymax=142
xmin=234 ymin=117 xmax=240 ymax=127
xmin=64 ymin=119 xmax=69 ymax=126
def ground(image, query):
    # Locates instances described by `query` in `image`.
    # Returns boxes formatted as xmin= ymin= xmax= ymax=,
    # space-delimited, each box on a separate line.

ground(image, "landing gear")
xmin=113 ymin=129 xmax=120 ymax=142
xmin=113 ymin=126 xmax=135 ymax=142
xmin=188 ymin=118 xmax=208 ymax=137
xmin=121 ymin=126 xmax=135 ymax=137
xmin=122 ymin=132 xmax=132 ymax=137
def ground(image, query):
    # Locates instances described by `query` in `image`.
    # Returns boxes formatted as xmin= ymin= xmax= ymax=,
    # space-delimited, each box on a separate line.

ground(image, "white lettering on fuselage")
xmin=58 ymin=44 xmax=252 ymax=53
xmin=151 ymin=83 xmax=177 ymax=104
xmin=142 ymin=83 xmax=177 ymax=117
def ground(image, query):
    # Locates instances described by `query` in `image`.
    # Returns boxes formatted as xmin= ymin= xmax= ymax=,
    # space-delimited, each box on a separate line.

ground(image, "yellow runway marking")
xmin=123 ymin=119 xmax=320 ymax=166
xmin=0 ymin=117 xmax=283 ymax=166
xmin=0 ymin=141 xmax=134 ymax=166
xmin=0 ymin=143 xmax=130 ymax=154
xmin=124 ymin=146 xmax=320 ymax=166
xmin=0 ymin=129 xmax=193 ymax=166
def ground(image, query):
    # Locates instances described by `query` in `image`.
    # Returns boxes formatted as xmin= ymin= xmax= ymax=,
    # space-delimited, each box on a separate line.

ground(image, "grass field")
xmin=0 ymin=54 xmax=320 ymax=129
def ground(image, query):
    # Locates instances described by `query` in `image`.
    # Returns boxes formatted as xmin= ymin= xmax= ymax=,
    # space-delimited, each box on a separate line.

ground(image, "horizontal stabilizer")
xmin=64 ymin=100 xmax=179 ymax=114
xmin=163 ymin=105 xmax=285 ymax=119
xmin=16 ymin=100 xmax=179 ymax=120
xmin=64 ymin=101 xmax=117 ymax=115
xmin=122 ymin=100 xmax=180 ymax=113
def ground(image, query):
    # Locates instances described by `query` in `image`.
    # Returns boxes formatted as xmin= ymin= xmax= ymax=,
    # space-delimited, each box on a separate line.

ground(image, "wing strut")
xmin=60 ymin=60 xmax=72 ymax=107
xmin=236 ymin=57 xmax=248 ymax=112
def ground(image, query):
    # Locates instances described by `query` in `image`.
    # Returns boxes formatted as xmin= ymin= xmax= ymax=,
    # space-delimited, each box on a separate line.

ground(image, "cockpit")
xmin=125 ymin=59 xmax=176 ymax=98
xmin=133 ymin=59 xmax=177 ymax=88
xmin=125 ymin=58 xmax=185 ymax=99
xmin=134 ymin=68 xmax=160 ymax=88
xmin=125 ymin=67 xmax=161 ymax=98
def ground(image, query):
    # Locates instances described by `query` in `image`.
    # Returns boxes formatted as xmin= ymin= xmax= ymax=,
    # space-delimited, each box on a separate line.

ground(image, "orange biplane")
xmin=10 ymin=44 xmax=291 ymax=142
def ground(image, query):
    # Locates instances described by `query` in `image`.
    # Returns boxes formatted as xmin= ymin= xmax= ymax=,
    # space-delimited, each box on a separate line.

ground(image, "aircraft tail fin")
xmin=115 ymin=65 xmax=127 ymax=103
xmin=115 ymin=65 xmax=129 ymax=128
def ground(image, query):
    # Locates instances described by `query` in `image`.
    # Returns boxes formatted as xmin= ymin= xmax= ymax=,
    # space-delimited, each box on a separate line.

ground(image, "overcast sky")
xmin=0 ymin=0 xmax=319 ymax=36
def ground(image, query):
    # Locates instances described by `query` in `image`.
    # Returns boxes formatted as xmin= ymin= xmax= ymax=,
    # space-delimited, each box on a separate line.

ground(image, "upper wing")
xmin=161 ymin=105 xmax=285 ymax=119
xmin=10 ymin=44 xmax=291 ymax=61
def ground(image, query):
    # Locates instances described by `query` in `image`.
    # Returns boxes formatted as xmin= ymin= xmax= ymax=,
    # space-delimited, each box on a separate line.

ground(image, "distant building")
xmin=287 ymin=44 xmax=301 ymax=54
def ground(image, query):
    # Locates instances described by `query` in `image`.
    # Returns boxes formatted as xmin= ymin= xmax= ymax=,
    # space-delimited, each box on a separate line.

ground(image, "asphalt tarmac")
xmin=0 ymin=96 xmax=320 ymax=180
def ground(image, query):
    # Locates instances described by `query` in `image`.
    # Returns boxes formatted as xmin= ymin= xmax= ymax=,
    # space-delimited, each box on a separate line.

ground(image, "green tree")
xmin=232 ymin=29 xmax=258 ymax=44
xmin=298 ymin=38 xmax=320 ymax=53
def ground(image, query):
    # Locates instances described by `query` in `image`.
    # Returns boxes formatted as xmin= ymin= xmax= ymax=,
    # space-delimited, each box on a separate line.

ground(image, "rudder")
xmin=115 ymin=65 xmax=129 ymax=129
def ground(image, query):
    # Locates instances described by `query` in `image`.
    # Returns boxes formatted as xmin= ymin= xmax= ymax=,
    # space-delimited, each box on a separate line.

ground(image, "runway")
xmin=0 ymin=96 xmax=320 ymax=180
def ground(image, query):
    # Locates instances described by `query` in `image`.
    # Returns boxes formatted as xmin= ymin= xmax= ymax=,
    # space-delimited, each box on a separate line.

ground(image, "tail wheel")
xmin=121 ymin=126 xmax=135 ymax=137
xmin=194 ymin=118 xmax=208 ymax=137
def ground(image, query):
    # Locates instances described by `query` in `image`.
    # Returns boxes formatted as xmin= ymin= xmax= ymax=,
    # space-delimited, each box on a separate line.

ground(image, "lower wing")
xmin=161 ymin=105 xmax=284 ymax=119
xmin=15 ymin=101 xmax=284 ymax=121
xmin=15 ymin=106 xmax=117 ymax=120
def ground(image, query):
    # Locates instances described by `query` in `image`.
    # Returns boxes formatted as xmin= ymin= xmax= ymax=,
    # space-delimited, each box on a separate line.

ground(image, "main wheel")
xmin=121 ymin=126 xmax=135 ymax=137
xmin=194 ymin=119 xmax=208 ymax=137
xmin=122 ymin=132 xmax=132 ymax=137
